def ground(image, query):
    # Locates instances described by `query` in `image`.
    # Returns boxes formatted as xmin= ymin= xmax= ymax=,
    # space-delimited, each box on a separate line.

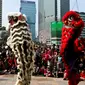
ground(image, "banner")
xmin=51 ymin=21 xmax=63 ymax=37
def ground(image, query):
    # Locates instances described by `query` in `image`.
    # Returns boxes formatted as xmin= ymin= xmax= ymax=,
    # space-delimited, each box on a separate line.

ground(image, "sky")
xmin=2 ymin=0 xmax=85 ymax=27
xmin=2 ymin=0 xmax=20 ymax=26
xmin=2 ymin=0 xmax=36 ymax=26
xmin=70 ymin=0 xmax=85 ymax=12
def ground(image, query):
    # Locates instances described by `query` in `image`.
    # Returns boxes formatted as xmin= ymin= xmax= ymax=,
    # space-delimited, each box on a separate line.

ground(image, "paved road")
xmin=0 ymin=75 xmax=85 ymax=85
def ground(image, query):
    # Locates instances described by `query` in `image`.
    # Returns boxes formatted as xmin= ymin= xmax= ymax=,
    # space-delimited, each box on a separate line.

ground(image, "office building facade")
xmin=55 ymin=0 xmax=70 ymax=45
xmin=78 ymin=12 xmax=85 ymax=38
xmin=20 ymin=0 xmax=36 ymax=40
xmin=38 ymin=0 xmax=55 ymax=43
xmin=60 ymin=0 xmax=70 ymax=19
xmin=0 ymin=0 xmax=2 ymax=27
xmin=38 ymin=0 xmax=69 ymax=44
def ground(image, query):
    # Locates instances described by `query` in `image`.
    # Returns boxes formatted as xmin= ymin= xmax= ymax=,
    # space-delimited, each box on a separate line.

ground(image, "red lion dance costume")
xmin=60 ymin=11 xmax=85 ymax=85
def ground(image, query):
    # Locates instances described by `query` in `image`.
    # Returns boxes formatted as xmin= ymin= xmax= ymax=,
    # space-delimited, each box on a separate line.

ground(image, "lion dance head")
xmin=7 ymin=12 xmax=27 ymax=26
xmin=62 ymin=11 xmax=84 ymax=29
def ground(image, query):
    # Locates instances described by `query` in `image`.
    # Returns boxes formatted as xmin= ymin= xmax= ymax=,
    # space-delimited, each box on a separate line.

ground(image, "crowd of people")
xmin=0 ymin=44 xmax=85 ymax=80
xmin=33 ymin=44 xmax=85 ymax=80
xmin=33 ymin=44 xmax=64 ymax=77
xmin=0 ymin=46 xmax=17 ymax=74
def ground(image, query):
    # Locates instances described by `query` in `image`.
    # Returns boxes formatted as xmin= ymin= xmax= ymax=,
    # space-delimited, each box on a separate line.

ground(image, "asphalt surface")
xmin=0 ymin=75 xmax=85 ymax=85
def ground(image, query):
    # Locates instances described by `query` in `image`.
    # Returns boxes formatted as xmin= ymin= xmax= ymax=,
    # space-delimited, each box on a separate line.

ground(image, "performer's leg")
xmin=22 ymin=41 xmax=33 ymax=85
xmin=15 ymin=44 xmax=25 ymax=85
xmin=68 ymin=71 xmax=80 ymax=85
xmin=14 ymin=43 xmax=33 ymax=85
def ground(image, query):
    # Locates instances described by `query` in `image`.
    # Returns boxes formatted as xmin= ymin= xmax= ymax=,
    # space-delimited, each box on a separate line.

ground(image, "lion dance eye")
xmin=68 ymin=16 xmax=74 ymax=21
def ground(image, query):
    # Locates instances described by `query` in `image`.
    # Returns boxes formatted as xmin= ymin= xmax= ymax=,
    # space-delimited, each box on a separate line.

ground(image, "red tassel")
xmin=18 ymin=14 xmax=22 ymax=20
xmin=9 ymin=19 xmax=14 ymax=25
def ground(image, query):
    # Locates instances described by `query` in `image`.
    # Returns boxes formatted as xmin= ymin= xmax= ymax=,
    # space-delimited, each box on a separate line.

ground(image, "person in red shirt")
xmin=80 ymin=70 xmax=85 ymax=80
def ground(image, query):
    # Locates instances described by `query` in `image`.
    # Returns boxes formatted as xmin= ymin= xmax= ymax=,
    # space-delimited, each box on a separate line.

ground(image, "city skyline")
xmin=20 ymin=0 xmax=36 ymax=40
xmin=2 ymin=0 xmax=85 ymax=27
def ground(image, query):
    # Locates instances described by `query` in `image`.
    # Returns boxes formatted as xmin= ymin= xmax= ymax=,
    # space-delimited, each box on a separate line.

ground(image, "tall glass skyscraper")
xmin=38 ymin=0 xmax=55 ymax=43
xmin=78 ymin=12 xmax=85 ymax=38
xmin=0 ymin=0 xmax=2 ymax=27
xmin=60 ymin=0 xmax=70 ymax=19
xmin=38 ymin=0 xmax=69 ymax=44
xmin=20 ymin=0 xmax=36 ymax=40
